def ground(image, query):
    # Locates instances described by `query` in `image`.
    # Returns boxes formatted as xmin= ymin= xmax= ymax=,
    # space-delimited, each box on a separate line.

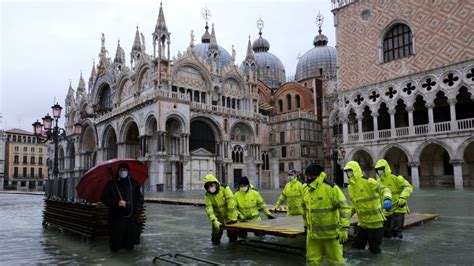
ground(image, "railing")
xmin=379 ymin=129 xmax=391 ymax=139
xmin=414 ymin=125 xmax=428 ymax=135
xmin=269 ymin=111 xmax=318 ymax=123
xmin=363 ymin=132 xmax=374 ymax=140
xmin=348 ymin=133 xmax=359 ymax=142
xmin=396 ymin=127 xmax=409 ymax=137
xmin=458 ymin=118 xmax=474 ymax=130
xmin=190 ymin=102 xmax=262 ymax=119
xmin=434 ymin=121 xmax=451 ymax=133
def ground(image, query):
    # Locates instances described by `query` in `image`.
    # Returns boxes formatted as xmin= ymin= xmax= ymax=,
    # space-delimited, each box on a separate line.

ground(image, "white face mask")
xmin=208 ymin=186 xmax=217 ymax=193
xmin=288 ymin=175 xmax=294 ymax=181
xmin=376 ymin=169 xmax=384 ymax=178
xmin=346 ymin=170 xmax=354 ymax=178
xmin=241 ymin=186 xmax=249 ymax=192
xmin=119 ymin=171 xmax=128 ymax=179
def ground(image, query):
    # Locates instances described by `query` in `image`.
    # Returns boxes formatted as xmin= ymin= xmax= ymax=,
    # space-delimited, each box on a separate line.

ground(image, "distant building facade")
xmin=330 ymin=0 xmax=474 ymax=188
xmin=58 ymin=5 xmax=336 ymax=192
xmin=4 ymin=129 xmax=49 ymax=190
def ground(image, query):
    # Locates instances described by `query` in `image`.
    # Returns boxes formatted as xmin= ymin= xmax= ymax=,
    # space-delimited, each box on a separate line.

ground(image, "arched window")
xmin=383 ymin=23 xmax=413 ymax=63
xmin=286 ymin=94 xmax=292 ymax=111
xmin=278 ymin=100 xmax=283 ymax=113
xmin=98 ymin=85 xmax=112 ymax=111
xmin=295 ymin=95 xmax=301 ymax=109
xmin=232 ymin=145 xmax=244 ymax=163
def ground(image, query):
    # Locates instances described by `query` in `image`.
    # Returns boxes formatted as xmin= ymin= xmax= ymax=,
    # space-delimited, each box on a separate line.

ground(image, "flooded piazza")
xmin=1 ymin=188 xmax=474 ymax=265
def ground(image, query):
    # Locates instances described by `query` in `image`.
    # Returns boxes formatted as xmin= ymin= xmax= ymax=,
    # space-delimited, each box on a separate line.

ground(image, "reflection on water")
xmin=1 ymin=188 xmax=474 ymax=264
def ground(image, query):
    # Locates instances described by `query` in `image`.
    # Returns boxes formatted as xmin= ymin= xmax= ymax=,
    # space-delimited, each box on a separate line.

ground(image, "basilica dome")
xmin=249 ymin=33 xmax=286 ymax=90
xmin=295 ymin=31 xmax=337 ymax=82
xmin=193 ymin=24 xmax=232 ymax=67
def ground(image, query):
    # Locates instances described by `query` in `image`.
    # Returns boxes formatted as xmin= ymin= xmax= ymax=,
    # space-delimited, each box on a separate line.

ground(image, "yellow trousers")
xmin=306 ymin=237 xmax=344 ymax=266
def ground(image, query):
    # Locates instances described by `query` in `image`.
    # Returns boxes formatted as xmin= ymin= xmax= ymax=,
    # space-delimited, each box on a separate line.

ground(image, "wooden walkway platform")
xmin=224 ymin=212 xmax=439 ymax=238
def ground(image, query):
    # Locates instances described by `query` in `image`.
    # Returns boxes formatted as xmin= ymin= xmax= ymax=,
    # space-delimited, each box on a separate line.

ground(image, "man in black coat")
xmin=101 ymin=162 xmax=144 ymax=252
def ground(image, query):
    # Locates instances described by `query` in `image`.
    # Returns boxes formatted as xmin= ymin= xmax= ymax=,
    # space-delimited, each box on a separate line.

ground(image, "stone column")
xmin=148 ymin=159 xmax=159 ymax=192
xmin=407 ymin=106 xmax=414 ymax=135
xmin=372 ymin=111 xmax=379 ymax=140
xmin=451 ymin=160 xmax=464 ymax=189
xmin=270 ymin=157 xmax=280 ymax=189
xmin=409 ymin=162 xmax=420 ymax=188
xmin=427 ymin=103 xmax=434 ymax=133
xmin=389 ymin=108 xmax=396 ymax=137
xmin=157 ymin=158 xmax=166 ymax=190
xmin=183 ymin=160 xmax=191 ymax=190
xmin=448 ymin=99 xmax=457 ymax=131
xmin=171 ymin=162 xmax=176 ymax=191
xmin=356 ymin=114 xmax=363 ymax=141
xmin=342 ymin=118 xmax=349 ymax=143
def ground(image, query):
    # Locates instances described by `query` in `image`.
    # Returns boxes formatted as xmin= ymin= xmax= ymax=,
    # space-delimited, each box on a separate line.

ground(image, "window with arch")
xmin=383 ymin=23 xmax=413 ymax=63
xmin=286 ymin=94 xmax=292 ymax=111
xmin=232 ymin=145 xmax=244 ymax=163
xmin=98 ymin=85 xmax=112 ymax=111
xmin=261 ymin=152 xmax=269 ymax=170
xmin=295 ymin=95 xmax=301 ymax=109
xmin=278 ymin=100 xmax=283 ymax=113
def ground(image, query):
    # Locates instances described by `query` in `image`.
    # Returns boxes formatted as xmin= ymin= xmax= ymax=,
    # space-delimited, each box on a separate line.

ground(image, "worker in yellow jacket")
xmin=303 ymin=163 xmax=352 ymax=265
xmin=344 ymin=161 xmax=392 ymax=254
xmin=203 ymin=173 xmax=238 ymax=245
xmin=374 ymin=159 xmax=413 ymax=239
xmin=273 ymin=168 xmax=304 ymax=215
xmin=234 ymin=176 xmax=275 ymax=238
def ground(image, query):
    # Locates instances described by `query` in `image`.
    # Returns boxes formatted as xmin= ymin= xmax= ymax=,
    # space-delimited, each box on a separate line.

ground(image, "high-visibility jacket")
xmin=375 ymin=159 xmax=413 ymax=215
xmin=302 ymin=172 xmax=352 ymax=239
xmin=274 ymin=178 xmax=304 ymax=215
xmin=344 ymin=161 xmax=392 ymax=229
xmin=204 ymin=174 xmax=238 ymax=224
xmin=235 ymin=188 xmax=271 ymax=222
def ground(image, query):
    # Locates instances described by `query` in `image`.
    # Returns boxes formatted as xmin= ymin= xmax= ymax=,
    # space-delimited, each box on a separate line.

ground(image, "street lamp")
xmin=32 ymin=103 xmax=82 ymax=198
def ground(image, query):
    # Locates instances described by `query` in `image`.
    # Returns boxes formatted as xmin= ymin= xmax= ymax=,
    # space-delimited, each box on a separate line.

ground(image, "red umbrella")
xmin=76 ymin=158 xmax=149 ymax=203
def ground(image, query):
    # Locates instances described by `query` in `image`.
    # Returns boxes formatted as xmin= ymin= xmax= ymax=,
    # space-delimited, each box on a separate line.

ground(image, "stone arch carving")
xmin=413 ymin=139 xmax=454 ymax=161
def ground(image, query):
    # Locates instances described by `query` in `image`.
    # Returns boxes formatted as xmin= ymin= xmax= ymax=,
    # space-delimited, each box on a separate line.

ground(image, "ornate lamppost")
xmin=32 ymin=103 xmax=82 ymax=199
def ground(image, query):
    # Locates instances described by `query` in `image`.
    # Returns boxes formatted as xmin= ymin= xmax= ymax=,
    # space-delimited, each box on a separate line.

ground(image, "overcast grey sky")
xmin=0 ymin=0 xmax=335 ymax=131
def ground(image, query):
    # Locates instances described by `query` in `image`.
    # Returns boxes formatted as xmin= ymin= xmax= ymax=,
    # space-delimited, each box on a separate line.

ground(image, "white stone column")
xmin=183 ymin=160 xmax=191 ymax=190
xmin=448 ymin=99 xmax=457 ymax=130
xmin=407 ymin=106 xmax=414 ymax=135
xmin=148 ymin=160 xmax=159 ymax=192
xmin=357 ymin=115 xmax=363 ymax=141
xmin=372 ymin=111 xmax=379 ymax=140
xmin=342 ymin=118 xmax=349 ymax=143
xmin=427 ymin=103 xmax=434 ymax=133
xmin=171 ymin=162 xmax=176 ymax=191
xmin=451 ymin=160 xmax=464 ymax=189
xmin=409 ymin=162 xmax=420 ymax=188
xmin=270 ymin=157 xmax=280 ymax=189
xmin=157 ymin=158 xmax=166 ymax=191
xmin=389 ymin=108 xmax=396 ymax=137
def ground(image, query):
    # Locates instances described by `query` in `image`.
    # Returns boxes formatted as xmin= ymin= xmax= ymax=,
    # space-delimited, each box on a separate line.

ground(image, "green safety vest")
xmin=303 ymin=173 xmax=352 ymax=239
xmin=275 ymin=178 xmax=304 ymax=215
xmin=235 ymin=188 xmax=271 ymax=222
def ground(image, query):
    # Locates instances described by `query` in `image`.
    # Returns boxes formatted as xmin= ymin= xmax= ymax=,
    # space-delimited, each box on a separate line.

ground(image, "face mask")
xmin=119 ymin=171 xmax=128 ymax=179
xmin=288 ymin=175 xmax=294 ymax=181
xmin=346 ymin=170 xmax=353 ymax=178
xmin=241 ymin=186 xmax=249 ymax=192
xmin=376 ymin=169 xmax=384 ymax=178
xmin=208 ymin=186 xmax=217 ymax=193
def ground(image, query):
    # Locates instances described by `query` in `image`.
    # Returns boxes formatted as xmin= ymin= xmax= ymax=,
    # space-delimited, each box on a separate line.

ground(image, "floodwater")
xmin=1 ymin=188 xmax=474 ymax=265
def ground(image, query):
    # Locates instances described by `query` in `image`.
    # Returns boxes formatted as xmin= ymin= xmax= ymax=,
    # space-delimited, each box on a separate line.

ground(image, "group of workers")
xmin=203 ymin=159 xmax=413 ymax=265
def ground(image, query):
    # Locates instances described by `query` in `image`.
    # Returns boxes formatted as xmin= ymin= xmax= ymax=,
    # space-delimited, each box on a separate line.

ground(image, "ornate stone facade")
xmin=331 ymin=0 xmax=474 ymax=188
xmin=59 ymin=5 xmax=332 ymax=192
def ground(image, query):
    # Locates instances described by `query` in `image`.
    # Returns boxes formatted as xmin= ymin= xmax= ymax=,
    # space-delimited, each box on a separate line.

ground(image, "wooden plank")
xmin=224 ymin=212 xmax=439 ymax=238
